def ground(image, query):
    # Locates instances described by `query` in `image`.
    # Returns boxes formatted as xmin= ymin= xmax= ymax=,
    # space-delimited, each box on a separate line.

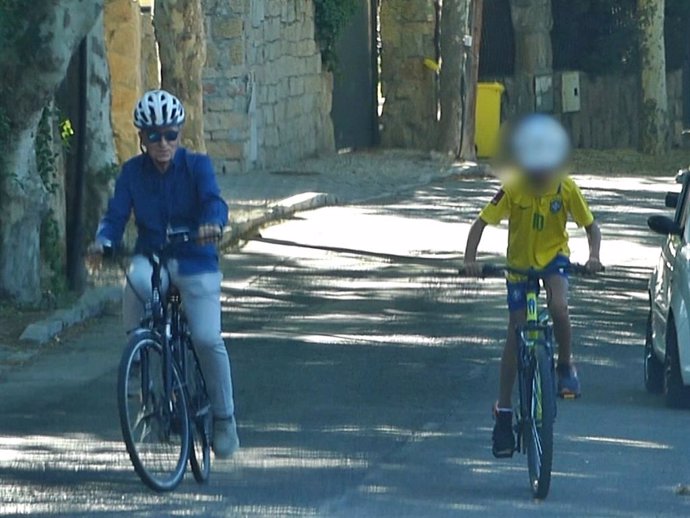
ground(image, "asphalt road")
xmin=2 ymin=174 xmax=690 ymax=517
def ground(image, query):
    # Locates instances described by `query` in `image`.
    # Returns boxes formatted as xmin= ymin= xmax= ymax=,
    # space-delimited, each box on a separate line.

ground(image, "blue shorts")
xmin=506 ymin=255 xmax=570 ymax=311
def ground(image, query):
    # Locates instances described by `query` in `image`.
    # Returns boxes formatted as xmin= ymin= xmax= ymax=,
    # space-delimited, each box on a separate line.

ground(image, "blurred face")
xmin=140 ymin=125 xmax=181 ymax=170
xmin=508 ymin=115 xmax=571 ymax=183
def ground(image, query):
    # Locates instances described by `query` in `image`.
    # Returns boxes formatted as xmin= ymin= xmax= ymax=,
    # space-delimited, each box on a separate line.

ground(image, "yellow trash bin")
xmin=475 ymin=82 xmax=505 ymax=158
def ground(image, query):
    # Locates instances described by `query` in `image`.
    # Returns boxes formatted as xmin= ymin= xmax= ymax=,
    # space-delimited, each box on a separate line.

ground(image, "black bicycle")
xmin=464 ymin=262 xmax=590 ymax=499
xmin=110 ymin=228 xmax=212 ymax=491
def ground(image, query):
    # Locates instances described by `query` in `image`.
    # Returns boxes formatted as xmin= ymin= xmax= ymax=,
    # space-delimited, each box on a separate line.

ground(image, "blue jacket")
xmin=96 ymin=148 xmax=229 ymax=275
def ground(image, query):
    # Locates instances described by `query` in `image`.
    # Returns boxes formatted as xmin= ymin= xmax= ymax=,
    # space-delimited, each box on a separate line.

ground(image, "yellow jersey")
xmin=479 ymin=176 xmax=594 ymax=269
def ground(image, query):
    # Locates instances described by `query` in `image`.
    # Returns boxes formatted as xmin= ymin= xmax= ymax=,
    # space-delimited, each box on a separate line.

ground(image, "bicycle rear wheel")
xmin=526 ymin=344 xmax=555 ymax=500
xmin=117 ymin=331 xmax=190 ymax=491
xmin=186 ymin=340 xmax=212 ymax=483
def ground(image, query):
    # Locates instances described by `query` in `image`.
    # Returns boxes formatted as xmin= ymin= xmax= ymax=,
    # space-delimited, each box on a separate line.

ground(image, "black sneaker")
xmin=492 ymin=408 xmax=515 ymax=458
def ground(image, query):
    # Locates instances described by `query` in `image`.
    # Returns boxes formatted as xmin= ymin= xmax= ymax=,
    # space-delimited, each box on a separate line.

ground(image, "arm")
xmin=584 ymin=220 xmax=603 ymax=273
xmin=464 ymin=218 xmax=487 ymax=276
xmin=196 ymin=155 xmax=229 ymax=244
xmin=94 ymin=168 xmax=132 ymax=248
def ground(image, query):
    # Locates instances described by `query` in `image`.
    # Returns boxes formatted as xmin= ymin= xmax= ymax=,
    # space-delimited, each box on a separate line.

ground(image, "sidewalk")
xmin=219 ymin=149 xmax=481 ymax=241
xmin=9 ymin=149 xmax=481 ymax=357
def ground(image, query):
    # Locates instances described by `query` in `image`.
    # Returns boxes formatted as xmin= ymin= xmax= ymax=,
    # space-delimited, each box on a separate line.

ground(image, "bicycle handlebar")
xmin=460 ymin=262 xmax=602 ymax=279
xmin=101 ymin=227 xmax=199 ymax=259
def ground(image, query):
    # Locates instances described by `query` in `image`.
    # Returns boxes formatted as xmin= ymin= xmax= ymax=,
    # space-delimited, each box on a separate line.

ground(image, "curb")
xmin=17 ymin=164 xmax=483 ymax=345
xmin=19 ymin=286 xmax=121 ymax=345
xmin=17 ymin=192 xmax=339 ymax=345
xmin=222 ymin=191 xmax=338 ymax=247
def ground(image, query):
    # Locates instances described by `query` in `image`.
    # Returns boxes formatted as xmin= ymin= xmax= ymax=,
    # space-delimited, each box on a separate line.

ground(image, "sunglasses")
xmin=146 ymin=130 xmax=179 ymax=143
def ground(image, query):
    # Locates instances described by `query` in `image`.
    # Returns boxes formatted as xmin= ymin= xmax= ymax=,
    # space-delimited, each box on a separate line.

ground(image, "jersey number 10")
xmin=532 ymin=213 xmax=545 ymax=231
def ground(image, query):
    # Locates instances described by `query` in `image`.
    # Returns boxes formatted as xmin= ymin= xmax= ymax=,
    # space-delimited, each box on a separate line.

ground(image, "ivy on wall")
xmin=313 ymin=0 xmax=358 ymax=71
xmin=36 ymin=106 xmax=74 ymax=296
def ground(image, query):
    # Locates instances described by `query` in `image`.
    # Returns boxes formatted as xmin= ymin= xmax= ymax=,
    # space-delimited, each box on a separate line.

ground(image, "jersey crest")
xmin=550 ymin=198 xmax=563 ymax=213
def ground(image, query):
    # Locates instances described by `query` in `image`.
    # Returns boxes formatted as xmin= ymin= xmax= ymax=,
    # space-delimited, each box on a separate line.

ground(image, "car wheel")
xmin=663 ymin=324 xmax=690 ymax=408
xmin=644 ymin=311 xmax=664 ymax=394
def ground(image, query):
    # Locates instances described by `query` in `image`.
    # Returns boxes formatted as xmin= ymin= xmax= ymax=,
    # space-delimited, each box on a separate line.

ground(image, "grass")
xmin=571 ymin=148 xmax=690 ymax=177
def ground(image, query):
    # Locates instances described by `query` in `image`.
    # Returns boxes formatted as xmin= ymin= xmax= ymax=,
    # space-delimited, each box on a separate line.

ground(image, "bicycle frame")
xmin=143 ymin=250 xmax=209 ymax=425
xmin=515 ymin=280 xmax=555 ymax=453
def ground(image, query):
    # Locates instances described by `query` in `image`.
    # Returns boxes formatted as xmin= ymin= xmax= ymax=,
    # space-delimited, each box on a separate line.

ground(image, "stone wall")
xmin=202 ymin=0 xmax=334 ymax=174
xmin=379 ymin=0 xmax=437 ymax=150
xmin=498 ymin=70 xmax=685 ymax=149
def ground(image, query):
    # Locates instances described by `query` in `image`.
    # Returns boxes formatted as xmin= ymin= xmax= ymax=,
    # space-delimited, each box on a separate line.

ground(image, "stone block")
xmin=205 ymin=111 xmax=249 ymax=132
xmin=264 ymin=105 xmax=275 ymax=124
xmin=289 ymin=77 xmax=304 ymax=96
xmin=267 ymin=85 xmax=279 ymax=104
xmin=205 ymin=43 xmax=219 ymax=68
xmin=266 ymin=0 xmax=281 ymax=18
xmin=310 ymin=53 xmax=322 ymax=73
xmin=206 ymin=140 xmax=245 ymax=161
xmin=205 ymin=95 xmax=231 ymax=112
xmin=286 ymin=1 xmax=296 ymax=23
xmin=213 ymin=17 xmax=244 ymax=39
xmin=229 ymin=41 xmax=245 ymax=66
xmin=203 ymin=81 xmax=218 ymax=95
xmin=228 ymin=125 xmax=248 ymax=141
xmin=215 ymin=159 xmax=243 ymax=175
xmin=263 ymin=126 xmax=279 ymax=146
xmin=287 ymin=99 xmax=301 ymax=119
xmin=265 ymin=17 xmax=281 ymax=42
xmin=298 ymin=39 xmax=315 ymax=57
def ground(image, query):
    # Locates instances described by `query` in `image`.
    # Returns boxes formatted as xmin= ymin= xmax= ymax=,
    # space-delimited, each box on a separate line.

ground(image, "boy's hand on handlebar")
xmin=585 ymin=257 xmax=603 ymax=274
xmin=197 ymin=224 xmax=223 ymax=245
xmin=463 ymin=261 xmax=483 ymax=278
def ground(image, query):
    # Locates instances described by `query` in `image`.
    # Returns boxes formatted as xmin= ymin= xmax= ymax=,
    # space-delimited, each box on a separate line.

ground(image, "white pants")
xmin=123 ymin=256 xmax=235 ymax=419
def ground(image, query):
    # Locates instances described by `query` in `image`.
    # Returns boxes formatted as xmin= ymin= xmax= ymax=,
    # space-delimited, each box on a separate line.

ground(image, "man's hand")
xmin=585 ymin=257 xmax=603 ymax=274
xmin=463 ymin=261 xmax=483 ymax=277
xmin=198 ymin=224 xmax=223 ymax=246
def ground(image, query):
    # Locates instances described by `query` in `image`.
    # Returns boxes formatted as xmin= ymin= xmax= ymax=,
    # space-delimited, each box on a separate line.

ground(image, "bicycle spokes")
xmin=118 ymin=336 xmax=190 ymax=491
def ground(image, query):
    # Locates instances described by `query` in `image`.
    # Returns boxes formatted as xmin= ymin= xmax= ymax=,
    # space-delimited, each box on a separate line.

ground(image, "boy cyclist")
xmin=463 ymin=115 xmax=602 ymax=458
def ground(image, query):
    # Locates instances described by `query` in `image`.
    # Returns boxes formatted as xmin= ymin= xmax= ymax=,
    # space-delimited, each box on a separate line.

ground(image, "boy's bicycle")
xmin=107 ymin=228 xmax=213 ymax=492
xmin=463 ymin=262 xmax=590 ymax=499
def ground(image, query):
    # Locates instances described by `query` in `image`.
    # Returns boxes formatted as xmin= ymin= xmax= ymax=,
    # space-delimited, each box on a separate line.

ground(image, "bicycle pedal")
xmin=560 ymin=392 xmax=578 ymax=400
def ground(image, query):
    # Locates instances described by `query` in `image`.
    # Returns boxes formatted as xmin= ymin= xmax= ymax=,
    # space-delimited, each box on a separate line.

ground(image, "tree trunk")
xmin=460 ymin=0 xmax=484 ymax=160
xmin=438 ymin=0 xmax=470 ymax=155
xmin=0 ymin=1 xmax=103 ymax=304
xmin=154 ymin=0 xmax=207 ymax=152
xmin=509 ymin=0 xmax=553 ymax=114
xmin=639 ymin=0 xmax=669 ymax=155
xmin=84 ymin=11 xmax=118 ymax=243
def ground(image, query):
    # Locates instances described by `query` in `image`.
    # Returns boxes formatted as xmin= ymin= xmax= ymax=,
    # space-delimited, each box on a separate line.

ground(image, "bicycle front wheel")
xmin=526 ymin=344 xmax=555 ymax=500
xmin=117 ymin=331 xmax=190 ymax=492
xmin=186 ymin=341 xmax=212 ymax=483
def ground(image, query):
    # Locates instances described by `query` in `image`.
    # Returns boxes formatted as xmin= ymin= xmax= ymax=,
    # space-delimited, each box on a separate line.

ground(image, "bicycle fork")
xmin=515 ymin=328 xmax=556 ymax=454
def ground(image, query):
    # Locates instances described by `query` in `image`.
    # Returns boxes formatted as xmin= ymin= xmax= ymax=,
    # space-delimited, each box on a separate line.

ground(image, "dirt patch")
xmin=0 ymin=306 xmax=51 ymax=347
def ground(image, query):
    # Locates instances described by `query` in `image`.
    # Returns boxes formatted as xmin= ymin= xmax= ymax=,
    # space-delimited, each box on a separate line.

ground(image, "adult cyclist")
xmin=88 ymin=89 xmax=239 ymax=458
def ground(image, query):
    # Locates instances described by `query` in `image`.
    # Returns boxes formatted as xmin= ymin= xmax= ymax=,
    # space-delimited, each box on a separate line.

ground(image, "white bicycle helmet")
xmin=510 ymin=114 xmax=571 ymax=176
xmin=133 ymin=89 xmax=186 ymax=129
